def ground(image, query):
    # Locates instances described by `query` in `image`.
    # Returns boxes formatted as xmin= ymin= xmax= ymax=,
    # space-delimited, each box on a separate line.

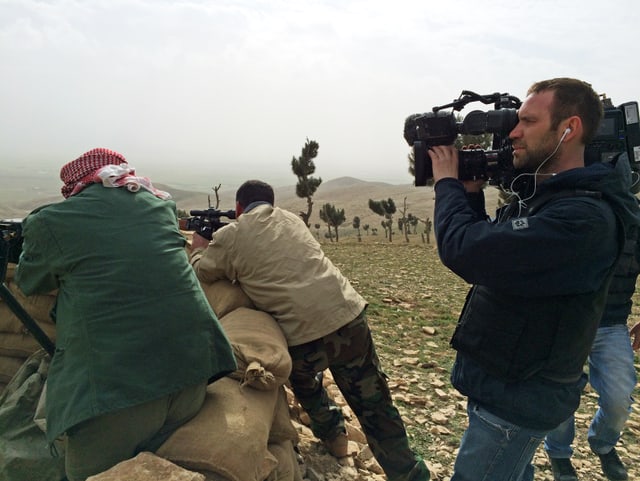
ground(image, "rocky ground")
xmin=291 ymin=371 xmax=640 ymax=481
xmin=288 ymin=240 xmax=640 ymax=481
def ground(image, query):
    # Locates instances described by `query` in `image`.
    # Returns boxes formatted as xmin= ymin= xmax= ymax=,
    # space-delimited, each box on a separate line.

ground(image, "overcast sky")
xmin=1 ymin=0 xmax=639 ymax=190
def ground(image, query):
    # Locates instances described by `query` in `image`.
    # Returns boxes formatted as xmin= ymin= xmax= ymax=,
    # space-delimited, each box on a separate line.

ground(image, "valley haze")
xmin=0 ymin=168 xmax=470 ymax=236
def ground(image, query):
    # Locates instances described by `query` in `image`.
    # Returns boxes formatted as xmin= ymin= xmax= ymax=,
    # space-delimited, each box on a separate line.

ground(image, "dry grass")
xmin=319 ymin=236 xmax=640 ymax=480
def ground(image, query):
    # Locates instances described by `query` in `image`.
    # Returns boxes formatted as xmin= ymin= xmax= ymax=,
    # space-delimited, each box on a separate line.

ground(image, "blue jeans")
xmin=544 ymin=325 xmax=637 ymax=457
xmin=451 ymin=400 xmax=547 ymax=481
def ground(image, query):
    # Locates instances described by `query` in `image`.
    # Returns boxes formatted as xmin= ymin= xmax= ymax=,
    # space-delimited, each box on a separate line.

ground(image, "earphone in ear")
xmin=560 ymin=127 xmax=571 ymax=142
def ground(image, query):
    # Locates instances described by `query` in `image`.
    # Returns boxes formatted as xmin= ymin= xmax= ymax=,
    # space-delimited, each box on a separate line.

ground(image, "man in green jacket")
xmin=15 ymin=148 xmax=236 ymax=481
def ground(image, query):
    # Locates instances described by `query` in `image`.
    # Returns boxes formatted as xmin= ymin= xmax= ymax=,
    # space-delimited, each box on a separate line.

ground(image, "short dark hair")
xmin=236 ymin=180 xmax=275 ymax=208
xmin=527 ymin=77 xmax=603 ymax=144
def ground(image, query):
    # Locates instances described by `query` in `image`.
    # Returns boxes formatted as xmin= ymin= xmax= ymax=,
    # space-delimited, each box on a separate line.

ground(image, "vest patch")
xmin=511 ymin=218 xmax=529 ymax=230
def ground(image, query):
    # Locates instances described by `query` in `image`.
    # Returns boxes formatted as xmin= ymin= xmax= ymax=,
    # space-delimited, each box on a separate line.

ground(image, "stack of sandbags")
xmin=219 ymin=307 xmax=300 ymax=481
xmin=219 ymin=307 xmax=292 ymax=391
xmin=158 ymin=281 xmax=301 ymax=481
xmin=199 ymin=279 xmax=255 ymax=319
xmin=0 ymin=264 xmax=57 ymax=393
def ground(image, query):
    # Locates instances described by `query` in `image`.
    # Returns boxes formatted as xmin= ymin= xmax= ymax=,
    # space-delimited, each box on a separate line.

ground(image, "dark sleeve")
xmin=465 ymin=191 xmax=489 ymax=218
xmin=434 ymin=179 xmax=618 ymax=296
xmin=14 ymin=211 xmax=61 ymax=295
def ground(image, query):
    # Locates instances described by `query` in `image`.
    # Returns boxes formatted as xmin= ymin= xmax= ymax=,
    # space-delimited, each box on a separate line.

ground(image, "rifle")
xmin=179 ymin=208 xmax=236 ymax=240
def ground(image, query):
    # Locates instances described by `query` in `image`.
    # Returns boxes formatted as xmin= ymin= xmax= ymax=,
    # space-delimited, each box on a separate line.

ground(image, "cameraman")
xmin=428 ymin=78 xmax=640 ymax=481
xmin=14 ymin=148 xmax=237 ymax=481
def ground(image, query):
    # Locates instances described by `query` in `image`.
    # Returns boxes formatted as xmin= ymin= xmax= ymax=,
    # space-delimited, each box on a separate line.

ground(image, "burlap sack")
xmin=220 ymin=307 xmax=291 ymax=391
xmin=0 ymin=323 xmax=57 ymax=358
xmin=4 ymin=263 xmax=16 ymax=282
xmin=0 ymin=279 xmax=57 ymax=386
xmin=0 ymin=303 xmax=30 ymax=334
xmin=265 ymin=440 xmax=303 ymax=481
xmin=6 ymin=281 xmax=57 ymax=323
xmin=0 ymin=356 xmax=25 ymax=383
xmin=199 ymin=279 xmax=255 ymax=319
xmin=269 ymin=386 xmax=299 ymax=445
xmin=157 ymin=377 xmax=279 ymax=481
xmin=0 ymin=349 xmax=65 ymax=481
xmin=0 ymin=301 xmax=56 ymax=335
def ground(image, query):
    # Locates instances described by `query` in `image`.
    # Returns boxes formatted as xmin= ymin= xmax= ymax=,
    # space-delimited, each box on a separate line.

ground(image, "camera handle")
xmin=0 ymin=236 xmax=55 ymax=356
xmin=433 ymin=90 xmax=521 ymax=113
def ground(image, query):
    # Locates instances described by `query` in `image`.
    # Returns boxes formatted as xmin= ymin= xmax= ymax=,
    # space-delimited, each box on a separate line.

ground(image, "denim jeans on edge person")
xmin=544 ymin=324 xmax=637 ymax=458
xmin=451 ymin=400 xmax=547 ymax=481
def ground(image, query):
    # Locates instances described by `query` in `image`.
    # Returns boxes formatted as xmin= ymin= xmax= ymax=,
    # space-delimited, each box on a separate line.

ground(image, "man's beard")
xmin=514 ymin=130 xmax=561 ymax=173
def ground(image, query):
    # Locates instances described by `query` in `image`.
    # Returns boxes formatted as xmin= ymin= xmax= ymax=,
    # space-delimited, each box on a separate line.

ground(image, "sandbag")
xmin=4 ymin=263 xmax=16 ymax=283
xmin=199 ymin=279 xmax=255 ymax=319
xmin=6 ymin=280 xmax=58 ymax=323
xmin=0 ymin=282 xmax=57 ymax=387
xmin=0 ymin=349 xmax=66 ymax=481
xmin=157 ymin=376 xmax=279 ymax=481
xmin=220 ymin=307 xmax=291 ymax=391
xmin=0 ymin=355 xmax=25 ymax=383
xmin=265 ymin=440 xmax=302 ymax=481
xmin=0 ymin=302 xmax=32 ymax=334
xmin=0 ymin=323 xmax=57 ymax=358
xmin=0 ymin=300 xmax=56 ymax=334
xmin=269 ymin=386 xmax=299 ymax=445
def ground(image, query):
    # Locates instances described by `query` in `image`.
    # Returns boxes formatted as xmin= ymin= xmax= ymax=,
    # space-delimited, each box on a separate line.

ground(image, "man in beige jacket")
xmin=190 ymin=179 xmax=429 ymax=481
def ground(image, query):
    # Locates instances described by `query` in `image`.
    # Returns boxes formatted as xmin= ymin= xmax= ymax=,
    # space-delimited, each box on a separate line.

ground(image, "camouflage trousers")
xmin=288 ymin=310 xmax=421 ymax=479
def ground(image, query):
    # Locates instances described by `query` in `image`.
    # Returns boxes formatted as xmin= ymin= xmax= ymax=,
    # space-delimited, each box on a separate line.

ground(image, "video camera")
xmin=179 ymin=208 xmax=236 ymax=241
xmin=405 ymin=90 xmax=640 ymax=190
xmin=404 ymin=90 xmax=521 ymax=187
xmin=585 ymin=97 xmax=640 ymax=175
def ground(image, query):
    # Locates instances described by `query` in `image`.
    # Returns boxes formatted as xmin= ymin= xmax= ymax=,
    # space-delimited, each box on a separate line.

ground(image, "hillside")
xmin=0 ymin=176 xmax=501 ymax=235
xmin=177 ymin=177 xmax=441 ymax=237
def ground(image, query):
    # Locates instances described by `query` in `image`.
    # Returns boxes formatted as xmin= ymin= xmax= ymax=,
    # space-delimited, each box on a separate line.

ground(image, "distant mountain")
xmin=171 ymin=176 xmax=441 ymax=234
xmin=0 ymin=176 xmax=500 ymax=237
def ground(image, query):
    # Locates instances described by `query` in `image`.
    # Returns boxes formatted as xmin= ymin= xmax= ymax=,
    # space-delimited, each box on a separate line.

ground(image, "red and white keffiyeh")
xmin=59 ymin=148 xmax=170 ymax=200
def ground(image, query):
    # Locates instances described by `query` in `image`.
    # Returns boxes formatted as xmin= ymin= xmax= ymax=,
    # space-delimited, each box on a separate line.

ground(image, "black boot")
xmin=597 ymin=448 xmax=628 ymax=481
xmin=548 ymin=456 xmax=578 ymax=481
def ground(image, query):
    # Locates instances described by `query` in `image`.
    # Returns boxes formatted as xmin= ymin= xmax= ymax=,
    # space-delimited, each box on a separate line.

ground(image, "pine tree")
xmin=291 ymin=138 xmax=322 ymax=227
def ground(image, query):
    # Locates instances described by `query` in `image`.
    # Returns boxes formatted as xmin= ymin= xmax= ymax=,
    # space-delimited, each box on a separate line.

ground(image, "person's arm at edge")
xmin=14 ymin=212 xmax=60 ymax=296
xmin=189 ymin=231 xmax=232 ymax=284
xmin=630 ymin=322 xmax=640 ymax=350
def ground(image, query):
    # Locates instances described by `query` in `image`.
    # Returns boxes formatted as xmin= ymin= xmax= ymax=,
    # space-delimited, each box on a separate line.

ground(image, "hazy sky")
xmin=1 ymin=0 xmax=639 ymax=190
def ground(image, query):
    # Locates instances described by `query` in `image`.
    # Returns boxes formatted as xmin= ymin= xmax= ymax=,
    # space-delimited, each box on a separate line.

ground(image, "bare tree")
xmin=418 ymin=217 xmax=433 ymax=244
xmin=397 ymin=197 xmax=410 ymax=242
xmin=208 ymin=184 xmax=222 ymax=208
